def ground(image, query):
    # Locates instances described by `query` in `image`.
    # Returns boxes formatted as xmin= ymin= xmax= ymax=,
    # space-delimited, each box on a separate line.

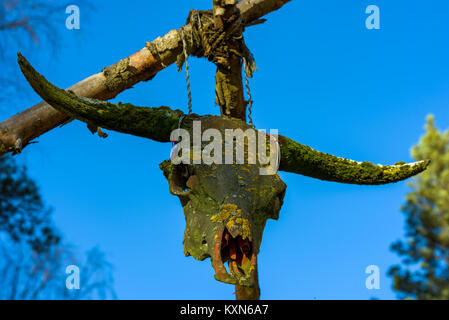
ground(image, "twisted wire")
xmin=180 ymin=28 xmax=192 ymax=115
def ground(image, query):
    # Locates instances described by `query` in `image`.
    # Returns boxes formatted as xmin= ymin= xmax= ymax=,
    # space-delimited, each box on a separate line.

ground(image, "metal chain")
xmin=180 ymin=28 xmax=192 ymax=115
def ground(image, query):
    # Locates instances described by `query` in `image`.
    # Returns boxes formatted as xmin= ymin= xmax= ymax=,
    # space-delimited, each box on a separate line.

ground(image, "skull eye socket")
xmin=170 ymin=164 xmax=192 ymax=194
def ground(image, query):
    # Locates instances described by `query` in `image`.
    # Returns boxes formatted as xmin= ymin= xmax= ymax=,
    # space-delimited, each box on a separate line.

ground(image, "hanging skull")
xmin=16 ymin=53 xmax=431 ymax=292
xmin=160 ymin=117 xmax=286 ymax=286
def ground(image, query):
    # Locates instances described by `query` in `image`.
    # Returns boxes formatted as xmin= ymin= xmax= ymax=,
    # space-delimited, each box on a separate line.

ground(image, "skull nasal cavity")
xmin=221 ymin=228 xmax=252 ymax=266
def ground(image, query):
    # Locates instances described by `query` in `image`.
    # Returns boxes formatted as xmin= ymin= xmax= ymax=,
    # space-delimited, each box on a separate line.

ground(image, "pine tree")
xmin=0 ymin=155 xmax=60 ymax=252
xmin=389 ymin=115 xmax=449 ymax=299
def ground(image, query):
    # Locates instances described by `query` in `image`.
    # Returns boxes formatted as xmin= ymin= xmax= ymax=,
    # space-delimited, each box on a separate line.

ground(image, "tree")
xmin=0 ymin=0 xmax=430 ymax=300
xmin=0 ymin=153 xmax=116 ymax=300
xmin=0 ymin=0 xmax=73 ymax=103
xmin=0 ymin=155 xmax=60 ymax=252
xmin=0 ymin=154 xmax=116 ymax=300
xmin=0 ymin=0 xmax=115 ymax=300
xmin=389 ymin=115 xmax=449 ymax=300
xmin=0 ymin=237 xmax=116 ymax=300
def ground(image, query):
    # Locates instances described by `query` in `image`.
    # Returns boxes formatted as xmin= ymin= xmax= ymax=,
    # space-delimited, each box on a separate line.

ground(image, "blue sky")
xmin=2 ymin=0 xmax=449 ymax=299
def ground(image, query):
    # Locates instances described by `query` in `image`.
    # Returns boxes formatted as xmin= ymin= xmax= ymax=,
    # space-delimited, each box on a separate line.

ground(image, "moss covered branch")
xmin=278 ymin=135 xmax=430 ymax=185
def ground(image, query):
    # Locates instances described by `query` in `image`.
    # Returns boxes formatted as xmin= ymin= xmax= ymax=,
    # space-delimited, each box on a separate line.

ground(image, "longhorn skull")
xmin=17 ymin=54 xmax=430 ymax=297
xmin=160 ymin=116 xmax=286 ymax=287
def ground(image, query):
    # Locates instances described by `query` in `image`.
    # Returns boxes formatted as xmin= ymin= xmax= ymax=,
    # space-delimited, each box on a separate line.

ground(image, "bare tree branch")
xmin=0 ymin=0 xmax=86 ymax=102
xmin=237 ymin=0 xmax=291 ymax=25
xmin=0 ymin=238 xmax=116 ymax=300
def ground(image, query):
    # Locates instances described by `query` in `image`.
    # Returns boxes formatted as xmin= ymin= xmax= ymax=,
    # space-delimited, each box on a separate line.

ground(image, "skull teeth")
xmin=212 ymin=226 xmax=256 ymax=286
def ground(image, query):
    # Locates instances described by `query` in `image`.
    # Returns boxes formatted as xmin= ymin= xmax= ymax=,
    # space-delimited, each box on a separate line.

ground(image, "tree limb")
xmin=212 ymin=0 xmax=247 ymax=120
xmin=237 ymin=0 xmax=291 ymax=25
xmin=0 ymin=0 xmax=290 ymax=156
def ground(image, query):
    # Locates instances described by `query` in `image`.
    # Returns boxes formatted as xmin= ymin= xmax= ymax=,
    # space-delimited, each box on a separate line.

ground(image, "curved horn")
xmin=278 ymin=135 xmax=430 ymax=185
xmin=17 ymin=53 xmax=183 ymax=143
xmin=17 ymin=53 xmax=430 ymax=184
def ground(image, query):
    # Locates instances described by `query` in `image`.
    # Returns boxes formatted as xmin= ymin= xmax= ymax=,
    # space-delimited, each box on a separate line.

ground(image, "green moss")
xmin=278 ymin=135 xmax=430 ymax=185
xmin=18 ymin=53 xmax=185 ymax=143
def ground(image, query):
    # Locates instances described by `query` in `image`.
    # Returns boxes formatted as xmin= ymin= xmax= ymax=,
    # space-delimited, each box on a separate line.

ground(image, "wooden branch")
xmin=0 ymin=0 xmax=291 ymax=156
xmin=237 ymin=0 xmax=291 ymax=25
xmin=278 ymin=135 xmax=431 ymax=185
xmin=0 ymin=30 xmax=178 ymax=155
xmin=213 ymin=1 xmax=256 ymax=299
xmin=235 ymin=265 xmax=260 ymax=300
xmin=212 ymin=0 xmax=247 ymax=121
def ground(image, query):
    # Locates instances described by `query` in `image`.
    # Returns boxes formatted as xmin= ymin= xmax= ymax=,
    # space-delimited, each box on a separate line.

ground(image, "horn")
xmin=17 ymin=53 xmax=183 ymax=142
xmin=278 ymin=135 xmax=430 ymax=185
xmin=18 ymin=53 xmax=430 ymax=184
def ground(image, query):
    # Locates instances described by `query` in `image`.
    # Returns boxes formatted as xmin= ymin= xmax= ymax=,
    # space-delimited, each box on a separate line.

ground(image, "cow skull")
xmin=160 ymin=116 xmax=286 ymax=285
xmin=17 ymin=54 xmax=430 ymax=290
